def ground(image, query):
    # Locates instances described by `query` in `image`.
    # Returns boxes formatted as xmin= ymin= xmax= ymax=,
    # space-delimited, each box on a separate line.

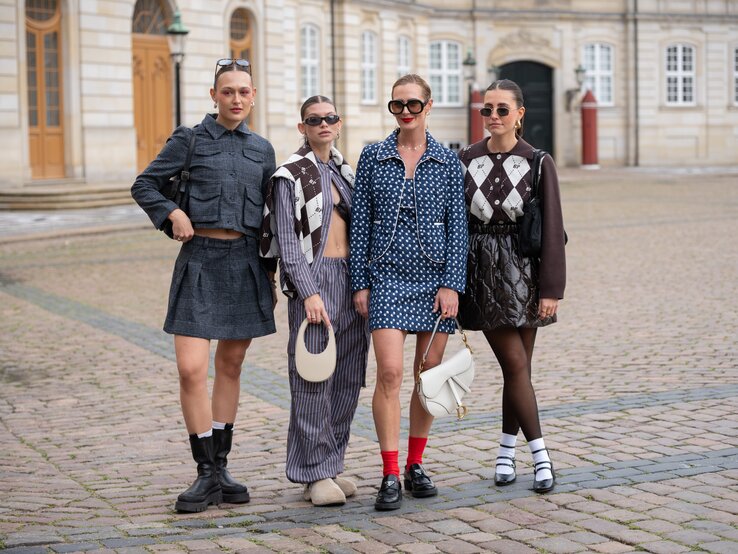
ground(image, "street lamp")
xmin=565 ymin=63 xmax=587 ymax=112
xmin=462 ymin=49 xmax=477 ymax=145
xmin=167 ymin=10 xmax=189 ymax=127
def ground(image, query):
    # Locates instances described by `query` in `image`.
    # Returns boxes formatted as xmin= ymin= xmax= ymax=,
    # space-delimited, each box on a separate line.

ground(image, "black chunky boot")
xmin=174 ymin=434 xmax=222 ymax=513
xmin=213 ymin=424 xmax=250 ymax=504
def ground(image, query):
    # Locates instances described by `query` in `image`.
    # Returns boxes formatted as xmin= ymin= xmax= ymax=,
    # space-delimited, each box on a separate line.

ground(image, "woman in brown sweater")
xmin=458 ymin=79 xmax=566 ymax=493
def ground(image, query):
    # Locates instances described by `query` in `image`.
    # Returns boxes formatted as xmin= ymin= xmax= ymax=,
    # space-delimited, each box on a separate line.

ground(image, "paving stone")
xmin=639 ymin=541 xmax=691 ymax=554
xmin=474 ymin=539 xmax=539 ymax=553
xmin=528 ymin=536 xmax=589 ymax=553
xmin=699 ymin=541 xmax=738 ymax=554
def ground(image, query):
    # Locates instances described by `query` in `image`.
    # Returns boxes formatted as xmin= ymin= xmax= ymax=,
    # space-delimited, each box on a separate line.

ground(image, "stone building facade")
xmin=2 ymin=0 xmax=737 ymax=187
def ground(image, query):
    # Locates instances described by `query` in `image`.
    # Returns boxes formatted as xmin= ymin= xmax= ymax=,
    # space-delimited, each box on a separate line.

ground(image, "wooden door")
xmin=499 ymin=62 xmax=554 ymax=157
xmin=26 ymin=0 xmax=65 ymax=179
xmin=132 ymin=35 xmax=173 ymax=172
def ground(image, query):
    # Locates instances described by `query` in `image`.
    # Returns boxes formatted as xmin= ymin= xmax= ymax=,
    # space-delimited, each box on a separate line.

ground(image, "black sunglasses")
xmin=387 ymin=99 xmax=427 ymax=115
xmin=303 ymin=114 xmax=341 ymax=126
xmin=479 ymin=106 xmax=512 ymax=117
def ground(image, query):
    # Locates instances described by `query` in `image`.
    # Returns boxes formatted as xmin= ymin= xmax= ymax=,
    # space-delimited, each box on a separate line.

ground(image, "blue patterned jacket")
xmin=349 ymin=129 xmax=468 ymax=293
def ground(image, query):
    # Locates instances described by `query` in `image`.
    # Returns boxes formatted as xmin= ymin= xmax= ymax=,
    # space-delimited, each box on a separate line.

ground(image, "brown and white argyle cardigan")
xmin=259 ymin=144 xmax=354 ymax=267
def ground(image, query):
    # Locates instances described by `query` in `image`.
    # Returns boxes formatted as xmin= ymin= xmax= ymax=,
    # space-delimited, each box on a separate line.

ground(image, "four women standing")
xmin=133 ymin=59 xmax=564 ymax=511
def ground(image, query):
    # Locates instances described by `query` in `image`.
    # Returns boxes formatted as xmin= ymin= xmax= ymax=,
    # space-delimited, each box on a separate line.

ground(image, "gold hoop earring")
xmin=515 ymin=120 xmax=521 ymax=130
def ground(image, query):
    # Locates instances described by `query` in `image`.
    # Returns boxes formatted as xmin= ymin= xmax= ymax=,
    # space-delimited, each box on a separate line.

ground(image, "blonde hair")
xmin=392 ymin=74 xmax=431 ymax=101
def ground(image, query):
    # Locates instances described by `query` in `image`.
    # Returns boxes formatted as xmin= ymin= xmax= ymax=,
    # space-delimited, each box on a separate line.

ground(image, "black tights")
xmin=483 ymin=327 xmax=542 ymax=441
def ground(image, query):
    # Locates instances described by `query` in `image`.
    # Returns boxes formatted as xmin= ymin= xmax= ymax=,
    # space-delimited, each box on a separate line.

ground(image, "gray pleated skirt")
xmin=164 ymin=234 xmax=276 ymax=340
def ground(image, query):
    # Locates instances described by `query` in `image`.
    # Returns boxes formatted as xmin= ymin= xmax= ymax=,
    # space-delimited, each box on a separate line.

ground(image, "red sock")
xmin=406 ymin=436 xmax=428 ymax=469
xmin=381 ymin=450 xmax=400 ymax=477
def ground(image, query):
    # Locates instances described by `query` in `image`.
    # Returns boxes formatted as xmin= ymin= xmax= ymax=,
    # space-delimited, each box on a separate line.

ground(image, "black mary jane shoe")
xmin=403 ymin=463 xmax=438 ymax=498
xmin=375 ymin=474 xmax=402 ymax=511
xmin=494 ymin=455 xmax=517 ymax=486
xmin=532 ymin=460 xmax=556 ymax=493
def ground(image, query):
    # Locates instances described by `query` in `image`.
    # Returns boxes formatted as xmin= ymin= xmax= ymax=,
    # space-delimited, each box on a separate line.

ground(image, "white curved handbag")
xmin=416 ymin=316 xmax=475 ymax=419
xmin=294 ymin=318 xmax=337 ymax=382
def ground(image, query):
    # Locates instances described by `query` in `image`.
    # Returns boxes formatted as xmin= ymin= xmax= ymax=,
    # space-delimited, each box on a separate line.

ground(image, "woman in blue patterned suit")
xmin=350 ymin=74 xmax=467 ymax=511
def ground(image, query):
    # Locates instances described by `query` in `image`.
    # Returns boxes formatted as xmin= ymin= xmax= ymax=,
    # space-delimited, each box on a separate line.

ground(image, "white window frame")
xmin=300 ymin=24 xmax=320 ymax=101
xmin=733 ymin=47 xmax=738 ymax=106
xmin=582 ymin=43 xmax=614 ymax=106
xmin=397 ymin=35 xmax=412 ymax=78
xmin=361 ymin=31 xmax=377 ymax=104
xmin=429 ymin=40 xmax=462 ymax=106
xmin=665 ymin=43 xmax=696 ymax=106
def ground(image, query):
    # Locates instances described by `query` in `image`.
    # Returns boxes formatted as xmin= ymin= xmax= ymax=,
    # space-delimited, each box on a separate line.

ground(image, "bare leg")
xmin=174 ymin=335 xmax=212 ymax=435
xmin=212 ymin=339 xmax=251 ymax=423
xmin=372 ymin=329 xmax=407 ymax=452
xmin=408 ymin=331 xmax=449 ymax=438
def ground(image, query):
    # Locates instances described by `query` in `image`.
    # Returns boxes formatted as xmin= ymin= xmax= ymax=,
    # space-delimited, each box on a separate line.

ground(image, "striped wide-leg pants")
xmin=285 ymin=257 xmax=370 ymax=484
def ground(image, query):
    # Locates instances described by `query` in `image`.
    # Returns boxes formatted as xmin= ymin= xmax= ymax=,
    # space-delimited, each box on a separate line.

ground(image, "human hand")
xmin=538 ymin=298 xmax=559 ymax=319
xmin=353 ymin=289 xmax=369 ymax=319
xmin=304 ymin=294 xmax=331 ymax=328
xmin=169 ymin=209 xmax=194 ymax=243
xmin=433 ymin=287 xmax=458 ymax=319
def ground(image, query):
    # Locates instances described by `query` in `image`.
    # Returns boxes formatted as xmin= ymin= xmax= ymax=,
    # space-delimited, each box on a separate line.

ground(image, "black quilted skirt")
xmin=458 ymin=223 xmax=555 ymax=330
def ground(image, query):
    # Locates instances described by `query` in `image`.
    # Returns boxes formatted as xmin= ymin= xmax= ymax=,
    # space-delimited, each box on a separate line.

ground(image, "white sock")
xmin=528 ymin=437 xmax=553 ymax=481
xmin=197 ymin=429 xmax=213 ymax=439
xmin=496 ymin=432 xmax=517 ymax=475
xmin=212 ymin=421 xmax=226 ymax=430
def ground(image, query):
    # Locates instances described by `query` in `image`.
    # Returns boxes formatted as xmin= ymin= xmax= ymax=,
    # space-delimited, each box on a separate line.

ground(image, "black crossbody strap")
xmin=530 ymin=149 xmax=546 ymax=199
xmin=180 ymin=130 xmax=197 ymax=181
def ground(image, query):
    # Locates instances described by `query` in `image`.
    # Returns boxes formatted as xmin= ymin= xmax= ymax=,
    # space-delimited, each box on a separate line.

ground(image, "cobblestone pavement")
xmin=1 ymin=167 xmax=737 ymax=553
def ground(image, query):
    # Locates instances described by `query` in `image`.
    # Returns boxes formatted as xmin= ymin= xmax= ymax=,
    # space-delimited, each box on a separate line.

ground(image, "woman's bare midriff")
xmin=324 ymin=183 xmax=349 ymax=258
xmin=194 ymin=228 xmax=244 ymax=240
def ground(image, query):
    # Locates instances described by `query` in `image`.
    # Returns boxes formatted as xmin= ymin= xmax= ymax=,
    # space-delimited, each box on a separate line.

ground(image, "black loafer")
xmin=533 ymin=460 xmax=555 ymax=493
xmin=375 ymin=474 xmax=402 ymax=511
xmin=403 ymin=463 xmax=438 ymax=498
xmin=494 ymin=455 xmax=516 ymax=486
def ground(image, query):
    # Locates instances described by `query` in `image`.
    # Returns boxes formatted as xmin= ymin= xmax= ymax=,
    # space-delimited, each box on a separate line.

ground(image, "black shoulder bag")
xmin=161 ymin=130 xmax=197 ymax=239
xmin=518 ymin=149 xmax=568 ymax=257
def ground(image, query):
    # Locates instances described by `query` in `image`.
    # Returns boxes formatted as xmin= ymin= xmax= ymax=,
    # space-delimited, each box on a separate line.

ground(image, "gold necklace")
xmin=398 ymin=141 xmax=426 ymax=151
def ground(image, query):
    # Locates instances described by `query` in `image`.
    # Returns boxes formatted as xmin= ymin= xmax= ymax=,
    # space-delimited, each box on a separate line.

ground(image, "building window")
xmin=665 ymin=44 xmax=695 ymax=106
xmin=300 ymin=24 xmax=320 ymax=100
xmin=397 ymin=35 xmax=411 ymax=78
xmin=429 ymin=40 xmax=462 ymax=106
xmin=230 ymin=8 xmax=252 ymax=61
xmin=361 ymin=31 xmax=377 ymax=103
xmin=734 ymin=47 xmax=738 ymax=105
xmin=582 ymin=43 xmax=613 ymax=106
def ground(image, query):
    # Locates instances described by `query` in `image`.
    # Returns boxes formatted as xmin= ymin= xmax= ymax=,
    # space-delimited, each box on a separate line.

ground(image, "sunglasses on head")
xmin=215 ymin=58 xmax=252 ymax=75
xmin=387 ymin=99 xmax=427 ymax=115
xmin=303 ymin=114 xmax=341 ymax=126
xmin=479 ymin=106 xmax=512 ymax=117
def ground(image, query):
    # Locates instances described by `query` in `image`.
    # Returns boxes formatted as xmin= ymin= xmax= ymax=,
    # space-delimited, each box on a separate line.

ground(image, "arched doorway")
xmin=499 ymin=61 xmax=554 ymax=156
xmin=26 ymin=0 xmax=65 ymax=179
xmin=132 ymin=0 xmax=173 ymax=172
xmin=229 ymin=8 xmax=256 ymax=131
